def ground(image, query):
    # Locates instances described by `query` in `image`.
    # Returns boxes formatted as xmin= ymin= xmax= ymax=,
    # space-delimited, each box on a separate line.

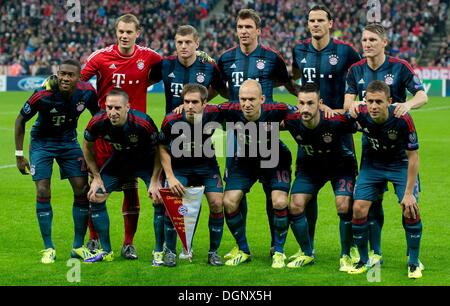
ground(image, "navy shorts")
xmin=291 ymin=158 xmax=357 ymax=197
xmin=172 ymin=163 xmax=223 ymax=193
xmin=29 ymin=138 xmax=87 ymax=181
xmin=224 ymin=149 xmax=292 ymax=193
xmin=354 ymin=160 xmax=420 ymax=203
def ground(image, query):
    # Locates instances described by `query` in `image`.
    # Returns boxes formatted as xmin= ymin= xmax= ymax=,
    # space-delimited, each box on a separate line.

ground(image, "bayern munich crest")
xmin=328 ymin=54 xmax=339 ymax=66
xmin=178 ymin=205 xmax=188 ymax=216
xmin=196 ymin=72 xmax=205 ymax=83
xmin=387 ymin=130 xmax=398 ymax=140
xmin=136 ymin=59 xmax=145 ymax=70
xmin=384 ymin=74 xmax=394 ymax=85
xmin=256 ymin=59 xmax=265 ymax=70
xmin=129 ymin=134 xmax=139 ymax=143
xmin=322 ymin=133 xmax=333 ymax=143
xmin=76 ymin=102 xmax=85 ymax=112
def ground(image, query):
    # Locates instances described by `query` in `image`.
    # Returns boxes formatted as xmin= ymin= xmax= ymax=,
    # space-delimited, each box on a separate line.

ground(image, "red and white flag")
xmin=159 ymin=186 xmax=204 ymax=260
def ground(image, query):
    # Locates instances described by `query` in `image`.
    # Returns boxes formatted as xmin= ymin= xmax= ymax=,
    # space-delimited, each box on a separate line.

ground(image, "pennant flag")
xmin=159 ymin=186 xmax=205 ymax=259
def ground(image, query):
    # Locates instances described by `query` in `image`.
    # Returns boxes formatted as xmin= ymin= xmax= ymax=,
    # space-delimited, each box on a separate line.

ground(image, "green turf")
xmin=1 ymin=92 xmax=449 ymax=286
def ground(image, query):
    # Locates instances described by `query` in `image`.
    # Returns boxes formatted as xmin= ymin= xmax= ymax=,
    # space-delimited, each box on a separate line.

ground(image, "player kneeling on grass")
xmin=15 ymin=59 xmax=100 ymax=264
xmin=158 ymin=83 xmax=225 ymax=267
xmin=82 ymin=88 xmax=162 ymax=263
xmin=347 ymin=80 xmax=424 ymax=279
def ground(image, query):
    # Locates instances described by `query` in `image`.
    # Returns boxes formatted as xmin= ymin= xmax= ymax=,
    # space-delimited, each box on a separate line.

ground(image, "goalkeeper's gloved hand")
xmin=196 ymin=50 xmax=215 ymax=64
xmin=42 ymin=74 xmax=59 ymax=92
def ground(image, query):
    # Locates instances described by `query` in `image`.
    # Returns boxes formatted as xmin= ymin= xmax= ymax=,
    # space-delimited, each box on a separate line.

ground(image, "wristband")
xmin=15 ymin=150 xmax=24 ymax=157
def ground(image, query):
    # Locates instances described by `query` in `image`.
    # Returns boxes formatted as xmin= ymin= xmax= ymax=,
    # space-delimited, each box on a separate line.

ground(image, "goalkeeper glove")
xmin=42 ymin=74 xmax=59 ymax=92
xmin=196 ymin=50 xmax=215 ymax=64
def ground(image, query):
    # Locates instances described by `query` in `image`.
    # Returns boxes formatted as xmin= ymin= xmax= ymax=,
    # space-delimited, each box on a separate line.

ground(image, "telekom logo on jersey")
xmin=232 ymin=72 xmax=259 ymax=87
xmin=112 ymin=73 xmax=141 ymax=88
xmin=303 ymin=68 xmax=333 ymax=83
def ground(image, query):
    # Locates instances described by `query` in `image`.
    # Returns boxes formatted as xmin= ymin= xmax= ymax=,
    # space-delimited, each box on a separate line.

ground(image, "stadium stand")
xmin=0 ymin=0 xmax=448 ymax=76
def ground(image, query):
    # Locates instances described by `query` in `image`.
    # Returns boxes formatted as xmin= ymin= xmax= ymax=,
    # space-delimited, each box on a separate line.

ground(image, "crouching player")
xmin=348 ymin=80 xmax=423 ymax=279
xmin=158 ymin=83 xmax=225 ymax=267
xmin=283 ymin=83 xmax=358 ymax=270
xmin=82 ymin=89 xmax=162 ymax=262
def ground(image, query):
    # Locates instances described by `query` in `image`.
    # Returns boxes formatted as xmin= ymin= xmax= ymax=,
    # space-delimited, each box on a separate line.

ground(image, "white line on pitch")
xmin=0 ymin=164 xmax=15 ymax=169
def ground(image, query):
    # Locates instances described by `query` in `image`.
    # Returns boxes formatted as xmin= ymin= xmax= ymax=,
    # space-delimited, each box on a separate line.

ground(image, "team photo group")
xmin=14 ymin=3 xmax=427 ymax=280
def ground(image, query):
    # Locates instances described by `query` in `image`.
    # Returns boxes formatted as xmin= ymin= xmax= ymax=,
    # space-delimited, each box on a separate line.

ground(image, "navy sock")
xmin=72 ymin=196 xmax=89 ymax=248
xmin=153 ymin=205 xmax=165 ymax=252
xmin=352 ymin=217 xmax=369 ymax=263
xmin=273 ymin=208 xmax=288 ymax=253
xmin=263 ymin=184 xmax=275 ymax=247
xmin=225 ymin=210 xmax=249 ymax=254
xmin=36 ymin=197 xmax=53 ymax=249
xmin=208 ymin=212 xmax=224 ymax=253
xmin=164 ymin=215 xmax=177 ymax=253
xmin=289 ymin=213 xmax=313 ymax=256
xmin=404 ymin=216 xmax=422 ymax=266
xmin=338 ymin=211 xmax=353 ymax=256
xmin=240 ymin=195 xmax=248 ymax=231
xmin=305 ymin=195 xmax=318 ymax=251
xmin=368 ymin=201 xmax=383 ymax=255
xmin=90 ymin=202 xmax=111 ymax=253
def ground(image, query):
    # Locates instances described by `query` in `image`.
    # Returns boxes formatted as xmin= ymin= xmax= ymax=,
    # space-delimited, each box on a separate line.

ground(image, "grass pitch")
xmin=0 ymin=92 xmax=449 ymax=286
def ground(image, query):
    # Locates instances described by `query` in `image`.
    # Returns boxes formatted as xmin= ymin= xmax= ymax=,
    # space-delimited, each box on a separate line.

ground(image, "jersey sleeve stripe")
xmin=28 ymin=91 xmax=52 ymax=105
xmin=401 ymin=114 xmax=416 ymax=132
xmin=86 ymin=113 xmax=107 ymax=130
xmin=162 ymin=113 xmax=182 ymax=128
xmin=349 ymin=58 xmax=367 ymax=70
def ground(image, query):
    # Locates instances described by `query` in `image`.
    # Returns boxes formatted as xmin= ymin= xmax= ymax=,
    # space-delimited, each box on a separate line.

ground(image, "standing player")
xmin=347 ymin=81 xmax=423 ymax=279
xmin=81 ymin=14 xmax=163 ymax=260
xmin=149 ymin=25 xmax=228 ymax=114
xmin=220 ymin=80 xmax=293 ymax=267
xmin=291 ymin=5 xmax=361 ymax=258
xmin=82 ymin=89 xmax=161 ymax=263
xmin=15 ymin=59 xmax=100 ymax=263
xmin=344 ymin=23 xmax=427 ymax=265
xmin=218 ymin=8 xmax=298 ymax=259
xmin=283 ymin=84 xmax=358 ymax=271
xmin=159 ymin=84 xmax=225 ymax=267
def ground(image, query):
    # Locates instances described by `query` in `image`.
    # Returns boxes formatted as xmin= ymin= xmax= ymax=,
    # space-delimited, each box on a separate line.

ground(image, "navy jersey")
xmin=218 ymin=44 xmax=289 ymax=102
xmin=159 ymin=104 xmax=224 ymax=167
xmin=150 ymin=56 xmax=227 ymax=114
xmin=20 ymin=82 xmax=99 ymax=141
xmin=293 ymin=38 xmax=360 ymax=109
xmin=355 ymin=104 xmax=419 ymax=163
xmin=346 ymin=56 xmax=425 ymax=102
xmin=84 ymin=109 xmax=159 ymax=168
xmin=219 ymin=102 xmax=294 ymax=161
xmin=284 ymin=111 xmax=357 ymax=168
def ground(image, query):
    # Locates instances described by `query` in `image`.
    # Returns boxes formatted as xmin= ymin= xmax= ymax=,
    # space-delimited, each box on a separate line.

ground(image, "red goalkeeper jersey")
xmin=82 ymin=44 xmax=162 ymax=112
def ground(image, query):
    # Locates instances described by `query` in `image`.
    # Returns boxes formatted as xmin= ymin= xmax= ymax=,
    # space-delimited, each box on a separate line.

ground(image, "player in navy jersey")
xmin=218 ymin=80 xmax=294 ymax=267
xmin=291 ymin=4 xmax=361 ymax=261
xmin=347 ymin=81 xmax=423 ymax=279
xmin=150 ymin=25 xmax=228 ymax=114
xmin=15 ymin=59 xmax=100 ymax=264
xmin=82 ymin=89 xmax=161 ymax=263
xmin=283 ymin=84 xmax=358 ymax=270
xmin=218 ymin=9 xmax=299 ymax=260
xmin=158 ymin=84 xmax=225 ymax=267
xmin=344 ymin=24 xmax=428 ymax=265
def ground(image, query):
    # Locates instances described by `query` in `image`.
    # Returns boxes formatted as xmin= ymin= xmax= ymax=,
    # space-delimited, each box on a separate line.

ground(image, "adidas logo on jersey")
xmin=358 ymin=78 xmax=365 ymax=84
xmin=50 ymin=108 xmax=58 ymax=113
xmin=168 ymin=72 xmax=176 ymax=78
xmin=109 ymin=63 xmax=117 ymax=69
xmin=300 ymin=58 xmax=307 ymax=64
xmin=230 ymin=63 xmax=237 ymax=69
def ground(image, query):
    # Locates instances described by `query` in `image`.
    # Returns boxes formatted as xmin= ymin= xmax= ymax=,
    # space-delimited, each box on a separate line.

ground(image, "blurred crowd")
xmin=0 ymin=0 xmax=448 ymax=76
